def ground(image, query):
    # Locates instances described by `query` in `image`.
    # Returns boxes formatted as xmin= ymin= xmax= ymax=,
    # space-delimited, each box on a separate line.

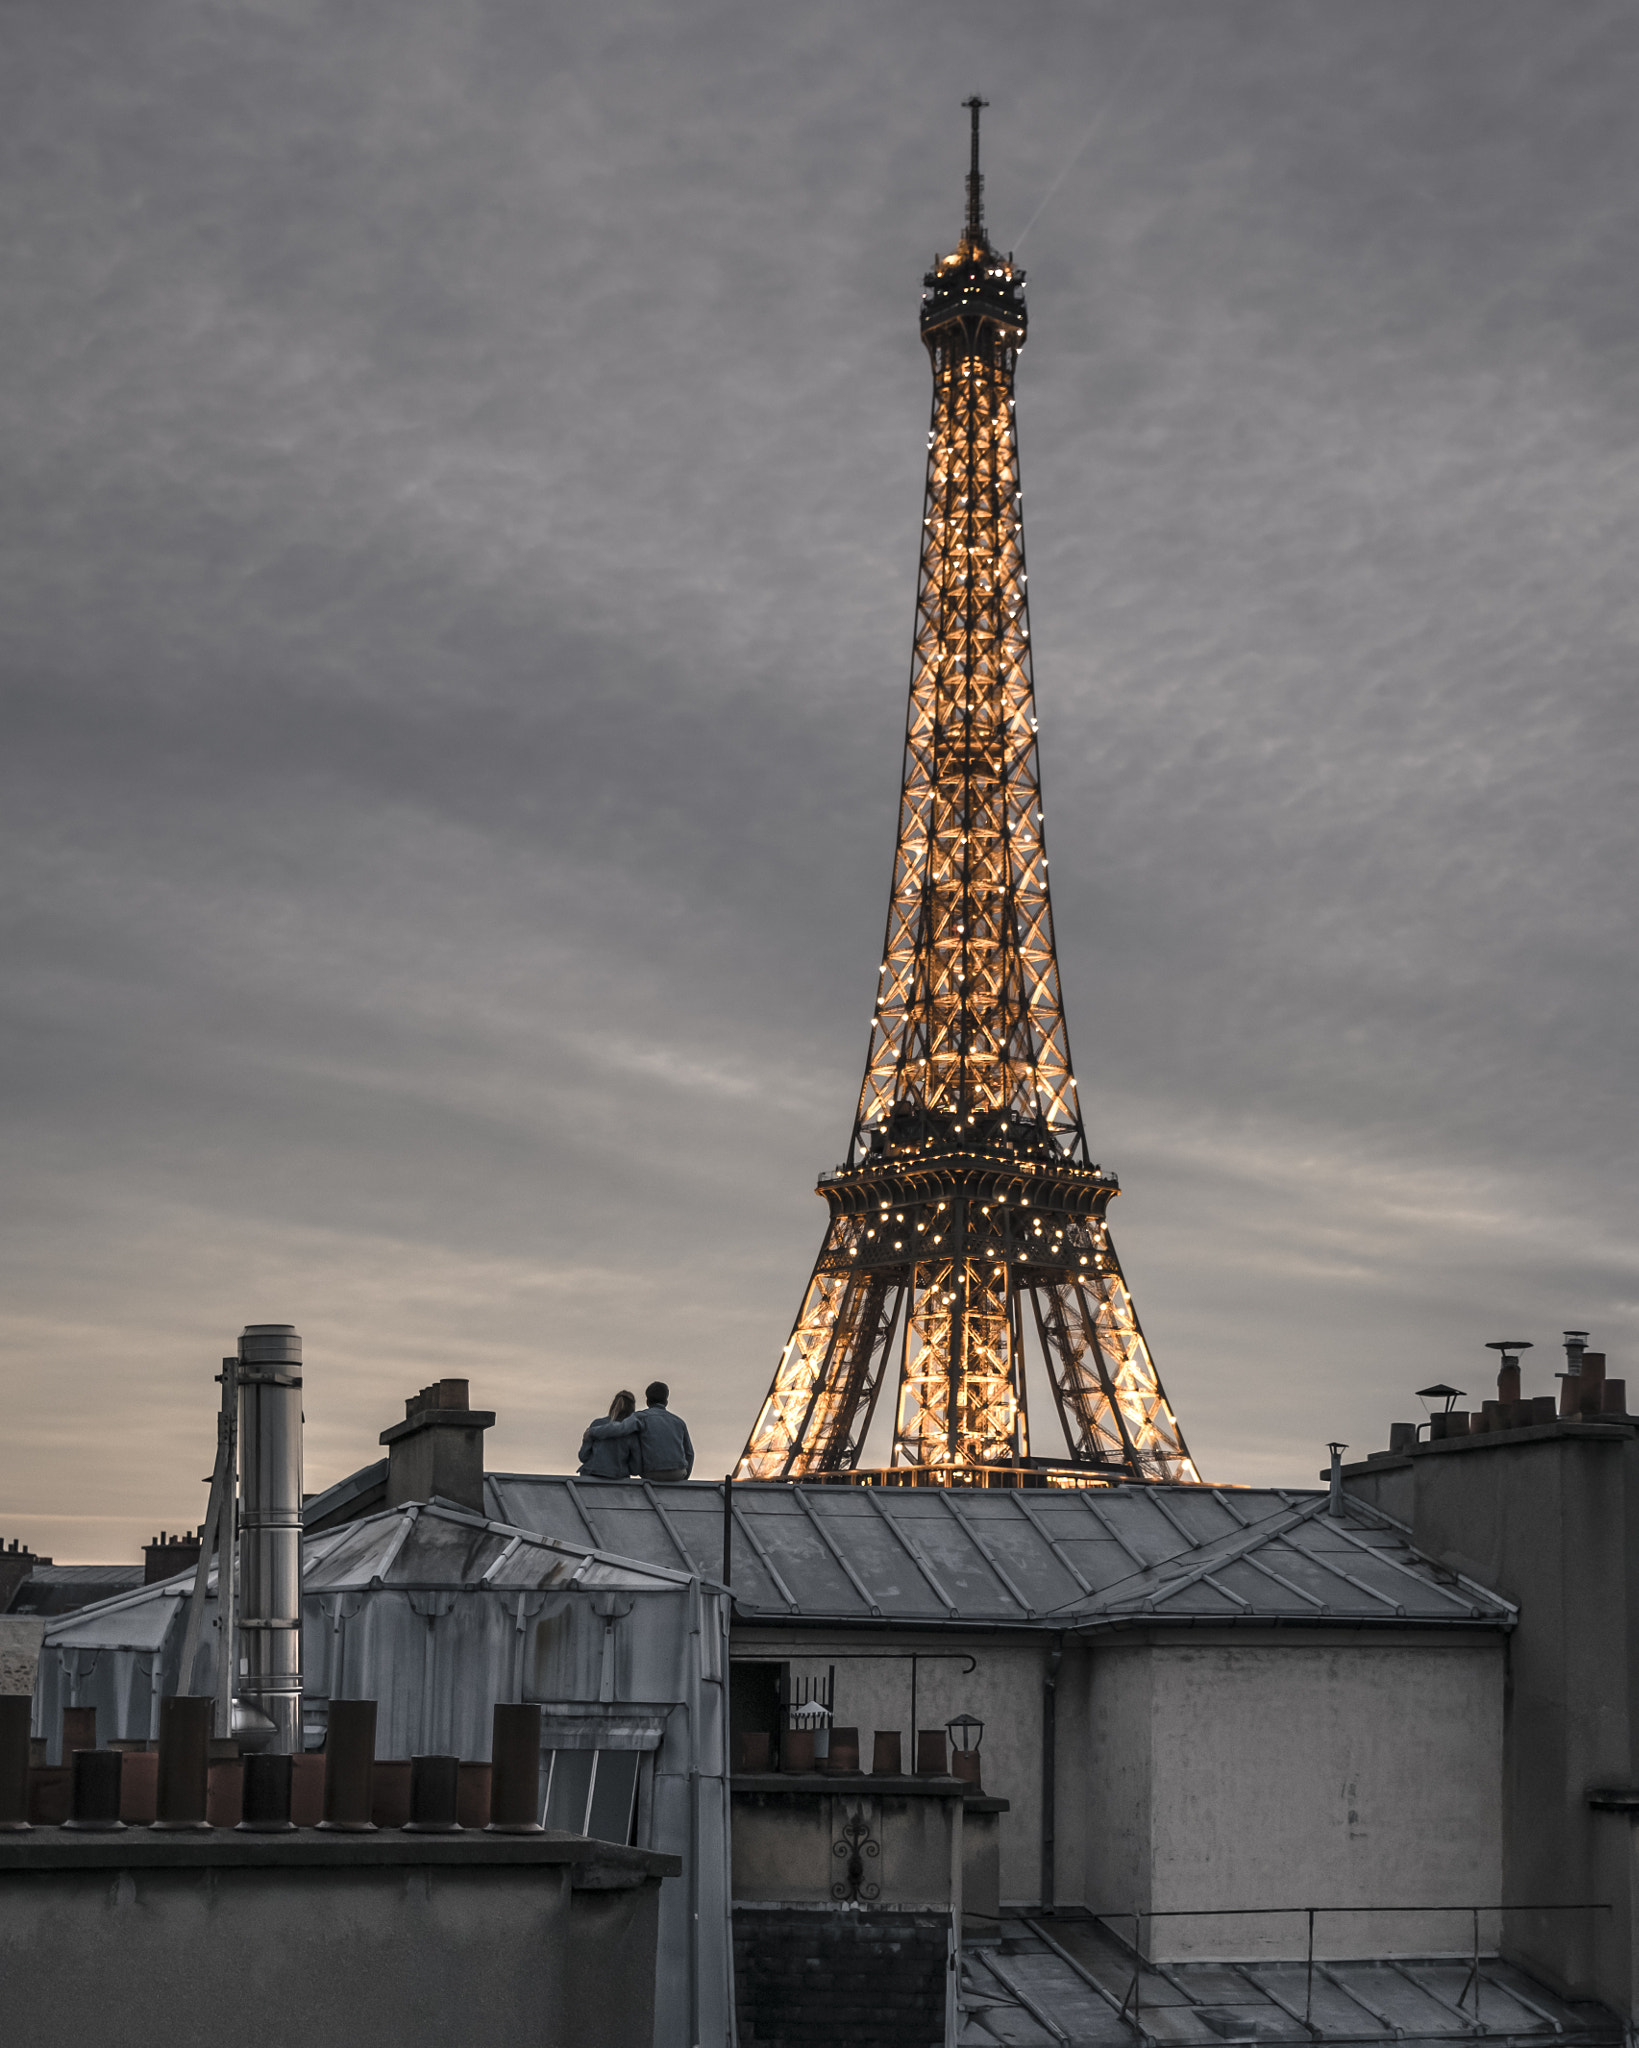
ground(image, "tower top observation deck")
xmin=921 ymin=95 xmax=1027 ymax=350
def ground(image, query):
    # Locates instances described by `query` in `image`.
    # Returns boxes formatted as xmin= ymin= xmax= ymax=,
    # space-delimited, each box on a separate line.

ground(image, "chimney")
xmin=144 ymin=1528 xmax=204 ymax=1585
xmin=381 ymin=1379 xmax=495 ymax=1514
xmin=1559 ymin=1331 xmax=1588 ymax=1417
xmin=0 ymin=1540 xmax=47 ymax=1614
xmin=1578 ymin=1352 xmax=1607 ymax=1417
xmin=1485 ymin=1340 xmax=1531 ymax=1425
xmin=237 ymin=1324 xmax=304 ymax=1756
xmin=1327 ymin=1442 xmax=1347 ymax=1515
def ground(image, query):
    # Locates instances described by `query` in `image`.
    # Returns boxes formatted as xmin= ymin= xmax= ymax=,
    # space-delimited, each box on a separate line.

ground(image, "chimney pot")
xmin=487 ymin=1704 xmax=544 ymax=1832
xmin=915 ymin=1728 xmax=949 ymax=1776
xmin=0 ymin=1697 xmax=31 ymax=1830
xmin=319 ymin=1700 xmax=378 ymax=1832
xmin=154 ymin=1696 xmax=211 ymax=1831
xmin=405 ymin=1754 xmax=462 ymax=1833
xmin=62 ymin=1706 xmax=97 ymax=1759
xmin=237 ymin=1752 xmax=295 ymax=1833
xmin=63 ymin=1750 xmax=125 ymax=1832
xmin=872 ymin=1730 xmax=903 ymax=1775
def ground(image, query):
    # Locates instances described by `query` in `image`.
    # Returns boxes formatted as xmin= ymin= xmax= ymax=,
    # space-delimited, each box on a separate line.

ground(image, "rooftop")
xmin=479 ymin=1476 xmax=1514 ymax=1632
xmin=39 ymin=1499 xmax=700 ymax=1653
xmin=7 ymin=1564 xmax=145 ymax=1616
xmin=956 ymin=1917 xmax=1618 ymax=2047
xmin=42 ymin=1475 xmax=1515 ymax=1649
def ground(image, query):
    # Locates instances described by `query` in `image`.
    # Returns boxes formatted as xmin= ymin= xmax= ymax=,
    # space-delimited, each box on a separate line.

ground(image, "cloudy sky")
xmin=4 ymin=1 xmax=1636 ymax=1560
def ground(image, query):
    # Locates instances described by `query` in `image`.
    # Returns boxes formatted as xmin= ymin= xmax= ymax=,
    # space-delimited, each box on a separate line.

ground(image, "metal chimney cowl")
xmin=237 ymin=1324 xmax=303 ymax=1756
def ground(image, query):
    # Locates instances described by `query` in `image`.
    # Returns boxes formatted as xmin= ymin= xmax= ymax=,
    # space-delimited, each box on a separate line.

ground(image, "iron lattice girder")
xmin=737 ymin=120 xmax=1197 ymax=1488
xmin=857 ymin=239 xmax=1074 ymax=1159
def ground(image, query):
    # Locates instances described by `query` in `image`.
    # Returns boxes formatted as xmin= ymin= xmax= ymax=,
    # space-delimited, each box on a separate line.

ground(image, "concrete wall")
xmin=731 ymin=1780 xmax=962 ymax=1909
xmin=36 ymin=1564 xmax=735 ymax=2048
xmin=0 ymin=1616 xmax=43 ymax=1697
xmin=0 ymin=1831 xmax=673 ymax=2048
xmin=729 ymin=1779 xmax=959 ymax=2048
xmin=1348 ymin=1423 xmax=1639 ymax=2018
xmin=741 ymin=1621 xmax=1506 ymax=1944
xmin=1078 ymin=1632 xmax=1505 ymax=1961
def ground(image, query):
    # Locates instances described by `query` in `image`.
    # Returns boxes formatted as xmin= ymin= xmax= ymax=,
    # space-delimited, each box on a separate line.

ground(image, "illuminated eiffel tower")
xmin=739 ymin=102 xmax=1198 ymax=1486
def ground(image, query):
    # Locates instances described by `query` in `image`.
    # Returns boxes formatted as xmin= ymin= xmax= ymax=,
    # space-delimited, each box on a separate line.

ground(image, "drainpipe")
xmin=687 ymin=1573 xmax=702 ymax=2048
xmin=1041 ymin=1631 xmax=1064 ymax=1913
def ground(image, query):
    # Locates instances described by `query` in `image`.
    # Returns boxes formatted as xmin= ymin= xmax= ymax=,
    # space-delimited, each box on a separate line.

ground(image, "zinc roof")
xmin=958 ymin=1917 xmax=1618 ymax=2047
xmin=39 ymin=1569 xmax=191 ymax=1651
xmin=8 ymin=1564 xmax=146 ymax=1618
xmin=41 ymin=1502 xmax=696 ymax=1654
xmin=483 ymin=1476 xmax=1515 ymax=1631
xmin=303 ymin=1499 xmax=696 ymax=1595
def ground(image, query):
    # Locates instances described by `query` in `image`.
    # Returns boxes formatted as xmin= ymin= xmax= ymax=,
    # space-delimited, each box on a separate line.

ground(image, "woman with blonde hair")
xmin=577 ymin=1388 xmax=642 ymax=1479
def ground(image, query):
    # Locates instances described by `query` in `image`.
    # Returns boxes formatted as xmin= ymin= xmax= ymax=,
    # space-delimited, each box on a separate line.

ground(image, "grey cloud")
xmin=3 ymin=0 xmax=1636 ymax=1554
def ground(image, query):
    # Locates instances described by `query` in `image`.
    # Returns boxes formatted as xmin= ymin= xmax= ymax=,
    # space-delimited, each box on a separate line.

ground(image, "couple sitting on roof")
xmin=578 ymin=1381 xmax=694 ymax=1483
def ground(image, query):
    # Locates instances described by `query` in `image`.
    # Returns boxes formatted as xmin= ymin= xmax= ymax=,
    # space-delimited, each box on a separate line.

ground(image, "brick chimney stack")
xmin=380 ymin=1379 xmax=495 ymax=1514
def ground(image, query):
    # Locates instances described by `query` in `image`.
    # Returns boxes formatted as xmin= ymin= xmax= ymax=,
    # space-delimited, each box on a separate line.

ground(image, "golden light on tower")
xmin=739 ymin=101 xmax=1197 ymax=1487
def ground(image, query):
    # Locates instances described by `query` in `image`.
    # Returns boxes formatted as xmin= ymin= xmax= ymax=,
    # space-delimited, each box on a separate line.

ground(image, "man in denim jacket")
xmin=635 ymin=1381 xmax=694 ymax=1482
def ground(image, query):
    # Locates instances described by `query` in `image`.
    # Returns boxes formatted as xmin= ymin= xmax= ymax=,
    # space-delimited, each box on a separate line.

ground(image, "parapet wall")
xmin=0 ymin=1829 xmax=675 ymax=2048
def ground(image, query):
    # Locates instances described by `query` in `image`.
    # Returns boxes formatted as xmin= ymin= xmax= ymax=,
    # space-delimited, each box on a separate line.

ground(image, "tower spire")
xmin=737 ymin=109 xmax=1197 ymax=1490
xmin=963 ymin=94 xmax=988 ymax=241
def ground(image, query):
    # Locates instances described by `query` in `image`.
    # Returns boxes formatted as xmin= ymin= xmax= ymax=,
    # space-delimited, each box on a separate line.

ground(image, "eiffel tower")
xmin=738 ymin=102 xmax=1197 ymax=1487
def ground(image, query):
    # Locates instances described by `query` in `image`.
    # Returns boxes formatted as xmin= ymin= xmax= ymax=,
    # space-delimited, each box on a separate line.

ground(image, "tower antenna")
xmin=963 ymin=95 xmax=989 ymax=239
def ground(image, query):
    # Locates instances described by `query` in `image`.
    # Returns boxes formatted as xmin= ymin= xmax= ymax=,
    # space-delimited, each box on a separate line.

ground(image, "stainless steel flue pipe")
xmin=236 ymin=1324 xmax=304 ymax=1754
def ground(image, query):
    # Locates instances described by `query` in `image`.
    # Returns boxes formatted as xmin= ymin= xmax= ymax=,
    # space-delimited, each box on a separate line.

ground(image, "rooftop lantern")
xmin=945 ymin=1711 xmax=983 ymax=1753
xmin=946 ymin=1710 xmax=985 ymax=1789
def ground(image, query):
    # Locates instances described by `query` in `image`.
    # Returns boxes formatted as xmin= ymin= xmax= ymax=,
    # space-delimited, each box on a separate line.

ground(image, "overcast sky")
xmin=4 ymin=1 xmax=1636 ymax=1560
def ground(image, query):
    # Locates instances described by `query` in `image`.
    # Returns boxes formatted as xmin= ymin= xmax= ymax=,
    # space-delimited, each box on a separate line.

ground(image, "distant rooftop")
xmin=7 ymin=1564 xmax=145 ymax=1617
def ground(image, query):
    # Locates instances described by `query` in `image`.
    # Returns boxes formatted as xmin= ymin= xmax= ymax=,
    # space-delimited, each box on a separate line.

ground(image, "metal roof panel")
xmin=477 ymin=1478 xmax=1512 ymax=1629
